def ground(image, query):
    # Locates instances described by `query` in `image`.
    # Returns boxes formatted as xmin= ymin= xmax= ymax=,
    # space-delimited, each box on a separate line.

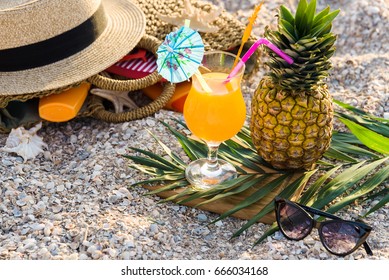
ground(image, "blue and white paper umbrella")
xmin=157 ymin=26 xmax=204 ymax=83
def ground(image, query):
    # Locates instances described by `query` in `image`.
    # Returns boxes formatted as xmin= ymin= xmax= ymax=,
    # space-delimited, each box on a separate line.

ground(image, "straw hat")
xmin=0 ymin=0 xmax=146 ymax=96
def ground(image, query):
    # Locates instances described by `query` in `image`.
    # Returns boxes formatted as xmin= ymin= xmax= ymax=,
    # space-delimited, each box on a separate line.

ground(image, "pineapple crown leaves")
xmin=264 ymin=0 xmax=340 ymax=92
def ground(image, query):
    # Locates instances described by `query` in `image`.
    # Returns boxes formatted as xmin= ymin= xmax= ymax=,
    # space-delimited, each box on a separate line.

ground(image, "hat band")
xmin=0 ymin=4 xmax=107 ymax=72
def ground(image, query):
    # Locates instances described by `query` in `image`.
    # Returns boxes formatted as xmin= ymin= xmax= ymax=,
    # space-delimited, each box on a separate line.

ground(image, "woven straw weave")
xmin=133 ymin=0 xmax=259 ymax=54
xmin=89 ymin=83 xmax=176 ymax=122
xmin=87 ymin=35 xmax=161 ymax=92
xmin=0 ymin=82 xmax=84 ymax=109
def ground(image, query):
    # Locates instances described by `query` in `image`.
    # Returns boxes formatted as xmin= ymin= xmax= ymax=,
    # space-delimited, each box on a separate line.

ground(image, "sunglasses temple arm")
xmin=363 ymin=242 xmax=373 ymax=256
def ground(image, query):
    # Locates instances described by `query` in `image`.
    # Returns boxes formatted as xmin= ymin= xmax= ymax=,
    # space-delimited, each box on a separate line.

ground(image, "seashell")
xmin=1 ymin=122 xmax=48 ymax=162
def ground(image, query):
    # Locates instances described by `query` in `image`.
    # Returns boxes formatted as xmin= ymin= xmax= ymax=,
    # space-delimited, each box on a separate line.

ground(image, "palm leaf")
xmin=299 ymin=165 xmax=342 ymax=205
xmin=128 ymin=147 xmax=182 ymax=171
xmin=125 ymin=99 xmax=389 ymax=247
xmin=194 ymin=175 xmax=270 ymax=207
xmin=330 ymin=139 xmax=380 ymax=159
xmin=326 ymin=163 xmax=389 ymax=214
xmin=148 ymin=130 xmax=187 ymax=168
xmin=176 ymin=175 xmax=254 ymax=204
xmin=253 ymin=222 xmax=278 ymax=246
xmin=232 ymin=169 xmax=317 ymax=239
xmin=313 ymin=158 xmax=387 ymax=209
xmin=332 ymin=131 xmax=361 ymax=145
xmin=159 ymin=187 xmax=197 ymax=203
xmin=146 ymin=180 xmax=189 ymax=195
xmin=335 ymin=100 xmax=389 ymax=125
xmin=338 ymin=117 xmax=389 ymax=155
xmin=161 ymin=121 xmax=206 ymax=160
xmin=363 ymin=192 xmax=389 ymax=217
xmin=209 ymin=174 xmax=291 ymax=225
xmin=324 ymin=146 xmax=358 ymax=163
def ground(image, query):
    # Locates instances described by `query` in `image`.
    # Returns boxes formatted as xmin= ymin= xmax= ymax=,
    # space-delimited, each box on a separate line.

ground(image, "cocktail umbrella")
xmin=156 ymin=26 xmax=205 ymax=83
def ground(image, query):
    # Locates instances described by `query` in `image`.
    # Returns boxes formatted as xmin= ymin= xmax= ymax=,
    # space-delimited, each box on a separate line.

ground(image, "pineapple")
xmin=250 ymin=0 xmax=339 ymax=170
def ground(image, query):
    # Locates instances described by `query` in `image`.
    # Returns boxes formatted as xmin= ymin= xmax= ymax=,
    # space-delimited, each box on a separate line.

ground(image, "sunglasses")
xmin=274 ymin=197 xmax=373 ymax=257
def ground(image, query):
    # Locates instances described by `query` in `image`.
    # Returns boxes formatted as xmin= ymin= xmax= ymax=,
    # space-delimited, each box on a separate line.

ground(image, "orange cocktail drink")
xmin=184 ymin=72 xmax=246 ymax=143
xmin=183 ymin=51 xmax=246 ymax=189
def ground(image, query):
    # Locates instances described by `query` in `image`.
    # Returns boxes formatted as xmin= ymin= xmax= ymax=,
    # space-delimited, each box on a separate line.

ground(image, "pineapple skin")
xmin=250 ymin=76 xmax=333 ymax=170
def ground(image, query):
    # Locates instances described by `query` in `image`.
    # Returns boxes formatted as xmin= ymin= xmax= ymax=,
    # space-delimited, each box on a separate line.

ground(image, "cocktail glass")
xmin=183 ymin=51 xmax=246 ymax=189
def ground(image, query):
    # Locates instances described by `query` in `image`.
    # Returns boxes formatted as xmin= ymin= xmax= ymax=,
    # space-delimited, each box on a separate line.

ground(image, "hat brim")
xmin=0 ymin=0 xmax=146 ymax=96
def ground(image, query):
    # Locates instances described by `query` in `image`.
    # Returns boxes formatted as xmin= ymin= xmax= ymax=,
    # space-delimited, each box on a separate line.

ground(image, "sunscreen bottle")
xmin=39 ymin=82 xmax=90 ymax=122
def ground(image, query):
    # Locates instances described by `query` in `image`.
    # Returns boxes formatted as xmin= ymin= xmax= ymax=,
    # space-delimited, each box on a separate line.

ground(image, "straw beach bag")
xmin=0 ymin=0 xmax=260 ymax=132
xmin=0 ymin=0 xmax=146 ymax=133
xmin=87 ymin=34 xmax=176 ymax=123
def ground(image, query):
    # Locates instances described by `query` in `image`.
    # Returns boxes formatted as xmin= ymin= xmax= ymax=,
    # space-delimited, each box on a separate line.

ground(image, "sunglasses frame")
xmin=274 ymin=197 xmax=373 ymax=257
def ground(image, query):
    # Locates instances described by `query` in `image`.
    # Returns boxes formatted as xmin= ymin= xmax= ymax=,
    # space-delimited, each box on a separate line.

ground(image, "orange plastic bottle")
xmin=39 ymin=83 xmax=90 ymax=122
xmin=141 ymin=81 xmax=191 ymax=112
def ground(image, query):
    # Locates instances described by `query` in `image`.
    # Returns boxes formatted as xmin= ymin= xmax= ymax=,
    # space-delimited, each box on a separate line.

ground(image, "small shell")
xmin=1 ymin=122 xmax=47 ymax=162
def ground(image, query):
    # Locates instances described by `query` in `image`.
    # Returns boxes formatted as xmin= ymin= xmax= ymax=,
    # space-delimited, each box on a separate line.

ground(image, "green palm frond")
xmin=231 ymin=169 xmax=317 ymax=239
xmin=125 ymin=100 xmax=389 ymax=246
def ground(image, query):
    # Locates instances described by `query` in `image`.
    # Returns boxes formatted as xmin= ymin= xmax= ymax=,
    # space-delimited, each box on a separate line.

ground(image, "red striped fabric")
xmin=115 ymin=53 xmax=156 ymax=74
xmin=105 ymin=50 xmax=157 ymax=79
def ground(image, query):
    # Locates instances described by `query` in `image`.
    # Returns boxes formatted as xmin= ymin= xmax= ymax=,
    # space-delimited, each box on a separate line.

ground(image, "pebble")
xmin=79 ymin=253 xmax=89 ymax=260
xmin=116 ymin=148 xmax=126 ymax=155
xmin=107 ymin=248 xmax=118 ymax=258
xmin=197 ymin=214 xmax=208 ymax=222
xmin=120 ymin=251 xmax=131 ymax=260
xmin=144 ymin=198 xmax=154 ymax=205
xmin=30 ymin=223 xmax=45 ymax=231
xmin=149 ymin=224 xmax=159 ymax=234
xmin=56 ymin=185 xmax=65 ymax=192
xmin=2 ymin=159 xmax=13 ymax=166
xmin=366 ymin=6 xmax=380 ymax=15
xmin=70 ymin=135 xmax=78 ymax=145
xmin=46 ymin=182 xmax=55 ymax=189
xmin=92 ymin=251 xmax=103 ymax=260
xmin=215 ymin=220 xmax=223 ymax=227
xmin=146 ymin=119 xmax=156 ymax=126
xmin=124 ymin=240 xmax=135 ymax=248
xmin=118 ymin=187 xmax=132 ymax=199
xmin=151 ymin=209 xmax=159 ymax=217
xmin=12 ymin=208 xmax=22 ymax=217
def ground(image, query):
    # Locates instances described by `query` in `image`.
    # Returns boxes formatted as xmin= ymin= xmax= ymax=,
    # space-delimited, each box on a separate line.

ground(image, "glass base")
xmin=185 ymin=158 xmax=237 ymax=190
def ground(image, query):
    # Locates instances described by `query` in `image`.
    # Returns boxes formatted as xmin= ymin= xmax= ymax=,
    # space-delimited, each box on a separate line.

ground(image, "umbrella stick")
xmin=199 ymin=65 xmax=211 ymax=73
xmin=194 ymin=70 xmax=212 ymax=93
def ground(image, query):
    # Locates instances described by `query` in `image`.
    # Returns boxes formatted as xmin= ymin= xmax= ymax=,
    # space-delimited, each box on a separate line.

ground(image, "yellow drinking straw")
xmin=184 ymin=19 xmax=212 ymax=93
xmin=233 ymin=0 xmax=265 ymax=68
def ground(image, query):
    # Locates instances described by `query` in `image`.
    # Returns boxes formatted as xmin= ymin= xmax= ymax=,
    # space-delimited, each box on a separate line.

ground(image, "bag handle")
xmin=87 ymin=35 xmax=162 ymax=91
xmin=89 ymin=82 xmax=175 ymax=122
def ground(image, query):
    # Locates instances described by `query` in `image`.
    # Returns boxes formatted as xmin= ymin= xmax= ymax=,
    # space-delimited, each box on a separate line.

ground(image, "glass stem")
xmin=206 ymin=142 xmax=220 ymax=171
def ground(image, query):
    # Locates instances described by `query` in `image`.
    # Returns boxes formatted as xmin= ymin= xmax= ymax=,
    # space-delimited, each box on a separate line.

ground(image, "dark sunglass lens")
xmin=321 ymin=221 xmax=361 ymax=255
xmin=278 ymin=202 xmax=312 ymax=240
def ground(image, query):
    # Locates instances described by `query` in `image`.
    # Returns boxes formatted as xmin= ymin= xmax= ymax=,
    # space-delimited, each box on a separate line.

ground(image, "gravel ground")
xmin=0 ymin=0 xmax=388 ymax=260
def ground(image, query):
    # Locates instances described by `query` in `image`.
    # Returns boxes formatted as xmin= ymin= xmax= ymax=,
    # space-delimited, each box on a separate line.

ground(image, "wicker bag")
xmin=0 ymin=0 xmax=260 ymax=132
xmin=87 ymin=34 xmax=176 ymax=122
